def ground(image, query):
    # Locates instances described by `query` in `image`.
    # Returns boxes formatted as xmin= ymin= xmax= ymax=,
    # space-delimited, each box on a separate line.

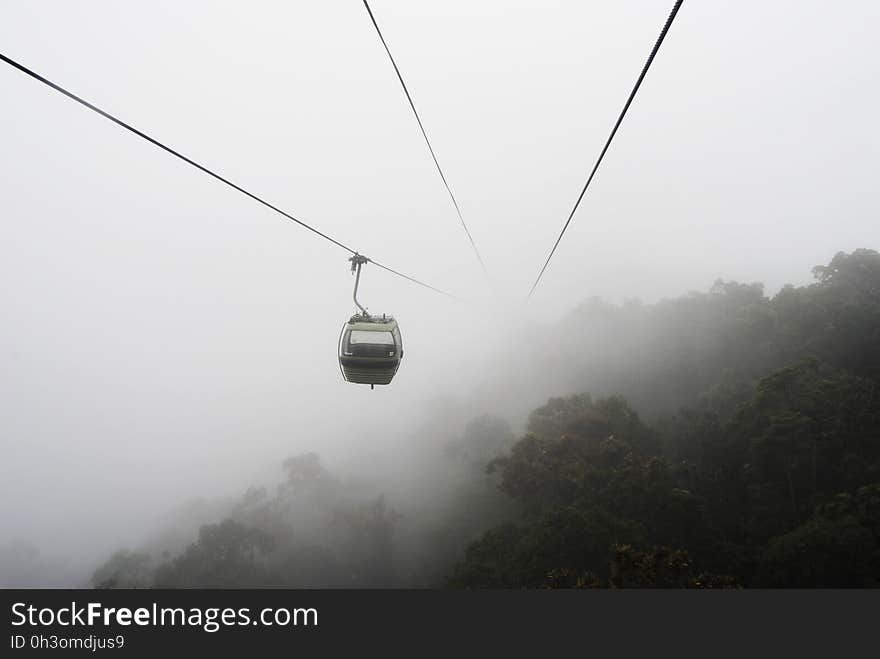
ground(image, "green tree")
xmin=453 ymin=394 xmax=716 ymax=587
xmin=154 ymin=519 xmax=276 ymax=588
xmin=92 ymin=550 xmax=154 ymax=589
xmin=759 ymin=485 xmax=880 ymax=586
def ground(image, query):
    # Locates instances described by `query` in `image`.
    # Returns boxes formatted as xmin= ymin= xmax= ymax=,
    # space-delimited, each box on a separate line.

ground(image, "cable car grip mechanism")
xmin=349 ymin=253 xmax=371 ymax=317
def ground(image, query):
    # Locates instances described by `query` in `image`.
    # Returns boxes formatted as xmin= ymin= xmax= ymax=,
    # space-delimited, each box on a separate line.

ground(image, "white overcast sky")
xmin=1 ymin=1 xmax=878 ymax=574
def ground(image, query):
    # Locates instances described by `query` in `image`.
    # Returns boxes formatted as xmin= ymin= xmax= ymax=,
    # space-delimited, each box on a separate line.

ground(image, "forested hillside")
xmin=92 ymin=249 xmax=880 ymax=588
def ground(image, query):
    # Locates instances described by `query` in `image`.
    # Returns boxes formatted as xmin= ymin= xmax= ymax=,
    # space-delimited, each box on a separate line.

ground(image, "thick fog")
xmin=1 ymin=0 xmax=878 ymax=586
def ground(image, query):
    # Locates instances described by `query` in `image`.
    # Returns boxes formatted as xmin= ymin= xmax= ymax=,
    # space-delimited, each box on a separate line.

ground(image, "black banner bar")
xmin=3 ymin=589 xmax=878 ymax=655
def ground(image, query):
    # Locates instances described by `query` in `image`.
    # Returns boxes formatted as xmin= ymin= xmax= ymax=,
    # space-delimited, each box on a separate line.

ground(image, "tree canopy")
xmin=91 ymin=249 xmax=880 ymax=588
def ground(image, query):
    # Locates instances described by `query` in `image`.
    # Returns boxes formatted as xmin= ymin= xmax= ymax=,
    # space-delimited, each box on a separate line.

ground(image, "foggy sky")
xmin=2 ymin=1 xmax=878 ymax=581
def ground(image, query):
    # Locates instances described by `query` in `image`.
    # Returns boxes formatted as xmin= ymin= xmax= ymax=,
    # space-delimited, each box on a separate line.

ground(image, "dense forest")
xmin=92 ymin=249 xmax=880 ymax=588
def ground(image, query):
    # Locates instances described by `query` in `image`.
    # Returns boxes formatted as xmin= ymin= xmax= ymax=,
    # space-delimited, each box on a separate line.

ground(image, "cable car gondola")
xmin=338 ymin=255 xmax=403 ymax=388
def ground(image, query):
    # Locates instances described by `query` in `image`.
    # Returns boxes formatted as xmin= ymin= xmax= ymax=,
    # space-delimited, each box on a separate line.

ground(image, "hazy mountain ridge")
xmin=76 ymin=248 xmax=880 ymax=588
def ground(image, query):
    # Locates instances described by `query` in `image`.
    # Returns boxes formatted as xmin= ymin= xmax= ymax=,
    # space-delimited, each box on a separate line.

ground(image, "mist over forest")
xmin=2 ymin=2 xmax=880 ymax=591
xmin=5 ymin=248 xmax=877 ymax=588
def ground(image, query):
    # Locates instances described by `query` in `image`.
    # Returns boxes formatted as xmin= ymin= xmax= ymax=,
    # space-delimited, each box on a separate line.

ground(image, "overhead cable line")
xmin=361 ymin=0 xmax=489 ymax=277
xmin=527 ymin=0 xmax=685 ymax=298
xmin=0 ymin=51 xmax=458 ymax=300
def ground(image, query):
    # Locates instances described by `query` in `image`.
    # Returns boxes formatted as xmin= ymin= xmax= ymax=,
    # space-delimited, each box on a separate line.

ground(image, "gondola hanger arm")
xmin=349 ymin=253 xmax=371 ymax=316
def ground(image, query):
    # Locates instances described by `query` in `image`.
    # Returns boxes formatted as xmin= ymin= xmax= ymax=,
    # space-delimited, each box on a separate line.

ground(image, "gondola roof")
xmin=345 ymin=315 xmax=398 ymax=331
